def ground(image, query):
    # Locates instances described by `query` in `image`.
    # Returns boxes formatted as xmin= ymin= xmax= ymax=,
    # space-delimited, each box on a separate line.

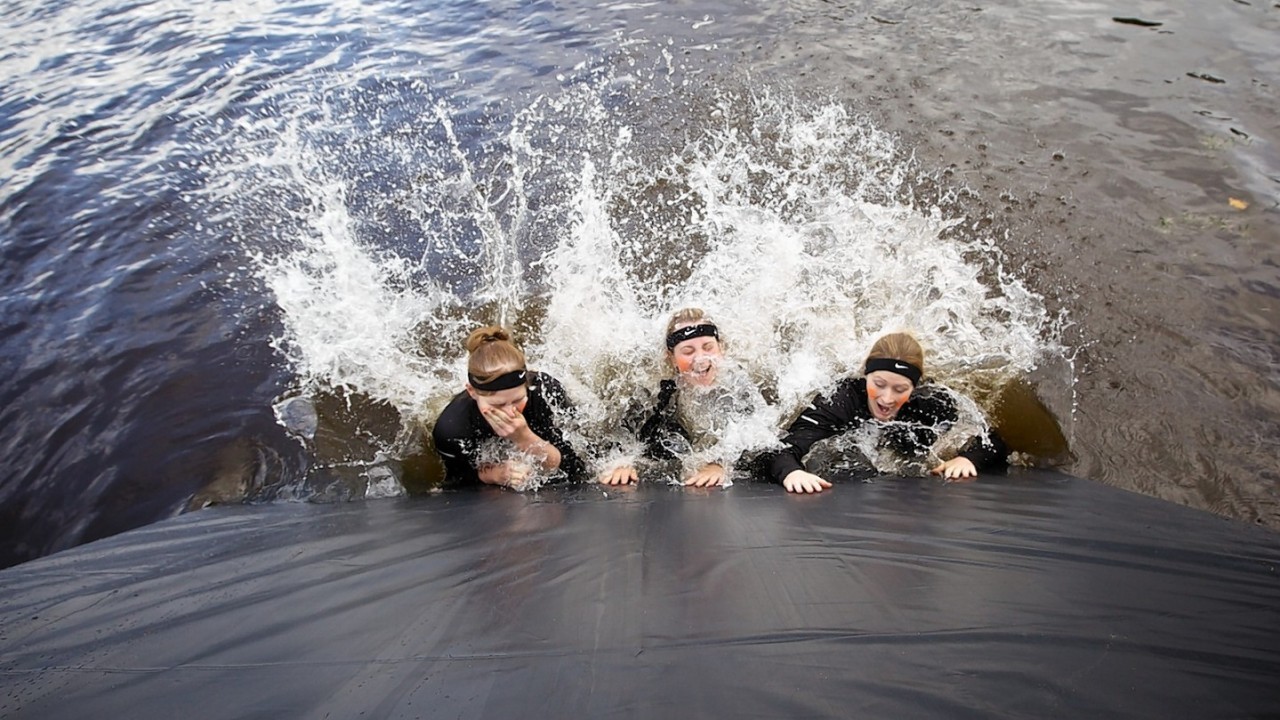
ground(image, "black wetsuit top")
xmin=431 ymin=371 xmax=585 ymax=485
xmin=627 ymin=377 xmax=772 ymax=476
xmin=630 ymin=379 xmax=690 ymax=461
xmin=768 ymin=376 xmax=1008 ymax=483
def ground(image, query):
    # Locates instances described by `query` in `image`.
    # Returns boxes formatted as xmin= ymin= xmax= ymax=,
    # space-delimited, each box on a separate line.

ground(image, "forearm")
xmin=513 ymin=431 xmax=562 ymax=471
xmin=772 ymin=391 xmax=849 ymax=482
xmin=767 ymin=448 xmax=805 ymax=484
xmin=957 ymin=430 xmax=1009 ymax=470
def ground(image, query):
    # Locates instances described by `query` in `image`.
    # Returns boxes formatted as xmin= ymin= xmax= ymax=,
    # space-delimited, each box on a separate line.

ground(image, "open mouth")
xmin=682 ymin=356 xmax=718 ymax=384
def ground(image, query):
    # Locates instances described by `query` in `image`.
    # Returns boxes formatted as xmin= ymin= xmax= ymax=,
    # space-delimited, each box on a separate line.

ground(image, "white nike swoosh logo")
xmin=894 ymin=362 xmax=908 ymax=369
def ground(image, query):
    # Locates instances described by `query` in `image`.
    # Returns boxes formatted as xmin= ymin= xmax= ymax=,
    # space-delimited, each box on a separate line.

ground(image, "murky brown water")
xmin=756 ymin=0 xmax=1280 ymax=525
xmin=3 ymin=0 xmax=1277 ymax=569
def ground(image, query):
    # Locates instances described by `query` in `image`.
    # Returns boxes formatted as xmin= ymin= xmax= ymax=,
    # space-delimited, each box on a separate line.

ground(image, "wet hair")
xmin=464 ymin=325 xmax=527 ymax=387
xmin=664 ymin=307 xmax=726 ymax=349
xmin=665 ymin=307 xmax=710 ymax=338
xmin=865 ymin=332 xmax=925 ymax=376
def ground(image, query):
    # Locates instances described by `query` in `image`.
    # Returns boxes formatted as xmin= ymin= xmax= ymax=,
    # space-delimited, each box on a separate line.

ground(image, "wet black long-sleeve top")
xmin=630 ymin=379 xmax=690 ymax=462
xmin=626 ymin=376 xmax=775 ymax=477
xmin=431 ymin=371 xmax=585 ymax=485
xmin=768 ymin=376 xmax=1007 ymax=483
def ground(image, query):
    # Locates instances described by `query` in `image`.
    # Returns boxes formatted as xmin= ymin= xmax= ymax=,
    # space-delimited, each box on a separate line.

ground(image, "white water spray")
xmin=219 ymin=72 xmax=1056 ymax=496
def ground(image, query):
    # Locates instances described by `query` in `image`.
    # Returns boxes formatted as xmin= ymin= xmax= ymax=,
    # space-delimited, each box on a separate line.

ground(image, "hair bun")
xmin=464 ymin=325 xmax=512 ymax=353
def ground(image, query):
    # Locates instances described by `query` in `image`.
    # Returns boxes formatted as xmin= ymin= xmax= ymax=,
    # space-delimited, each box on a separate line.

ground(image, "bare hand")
xmin=783 ymin=470 xmax=832 ymax=494
xmin=481 ymin=405 xmax=532 ymax=441
xmin=931 ymin=456 xmax=977 ymax=482
xmin=477 ymin=462 xmax=507 ymax=486
xmin=599 ymin=465 xmax=638 ymax=485
xmin=685 ymin=463 xmax=726 ymax=487
xmin=506 ymin=461 xmax=532 ymax=489
xmin=478 ymin=461 xmax=532 ymax=489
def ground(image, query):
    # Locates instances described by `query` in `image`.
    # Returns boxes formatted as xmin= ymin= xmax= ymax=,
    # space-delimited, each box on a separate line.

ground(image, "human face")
xmin=670 ymin=334 xmax=723 ymax=386
xmin=866 ymin=370 xmax=913 ymax=421
xmin=467 ymin=384 xmax=529 ymax=414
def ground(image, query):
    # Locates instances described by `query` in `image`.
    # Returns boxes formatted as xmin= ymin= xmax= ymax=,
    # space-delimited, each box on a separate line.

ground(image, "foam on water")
xmin=212 ymin=61 xmax=1059 ymax=495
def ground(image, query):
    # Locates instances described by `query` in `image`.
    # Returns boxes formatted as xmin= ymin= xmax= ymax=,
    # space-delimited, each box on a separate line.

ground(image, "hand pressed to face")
xmin=469 ymin=385 xmax=531 ymax=441
xmin=467 ymin=380 xmax=562 ymax=474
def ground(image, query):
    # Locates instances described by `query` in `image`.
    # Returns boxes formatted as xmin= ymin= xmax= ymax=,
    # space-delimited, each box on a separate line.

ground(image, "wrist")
xmin=512 ymin=429 xmax=540 ymax=449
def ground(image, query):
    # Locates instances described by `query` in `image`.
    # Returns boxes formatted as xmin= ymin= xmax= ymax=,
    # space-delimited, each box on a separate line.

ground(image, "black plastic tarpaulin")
xmin=2 ymin=470 xmax=1279 ymax=719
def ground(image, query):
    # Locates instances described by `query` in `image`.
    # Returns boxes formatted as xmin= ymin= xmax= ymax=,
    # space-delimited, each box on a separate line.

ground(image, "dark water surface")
xmin=0 ymin=0 xmax=1277 ymax=567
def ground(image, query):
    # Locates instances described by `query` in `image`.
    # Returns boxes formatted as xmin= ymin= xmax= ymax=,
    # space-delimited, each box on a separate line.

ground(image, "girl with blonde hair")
xmin=432 ymin=325 xmax=583 ymax=488
xmin=600 ymin=308 xmax=773 ymax=488
xmin=771 ymin=332 xmax=1007 ymax=493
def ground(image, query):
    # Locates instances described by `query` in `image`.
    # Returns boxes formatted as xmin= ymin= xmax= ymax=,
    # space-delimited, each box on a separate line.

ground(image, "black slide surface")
xmin=2 ymin=471 xmax=1278 ymax=719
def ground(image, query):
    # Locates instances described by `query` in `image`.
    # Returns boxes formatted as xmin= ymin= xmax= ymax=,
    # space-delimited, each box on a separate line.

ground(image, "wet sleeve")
xmin=633 ymin=380 xmax=689 ymax=462
xmin=768 ymin=383 xmax=858 ymax=484
xmin=532 ymin=374 xmax=586 ymax=481
xmin=894 ymin=388 xmax=1009 ymax=470
xmin=958 ymin=428 xmax=1010 ymax=470
xmin=431 ymin=415 xmax=480 ymax=485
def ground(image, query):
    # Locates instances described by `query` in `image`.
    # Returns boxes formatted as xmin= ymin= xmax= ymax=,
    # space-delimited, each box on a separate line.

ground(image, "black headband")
xmin=864 ymin=357 xmax=922 ymax=386
xmin=666 ymin=323 xmax=719 ymax=351
xmin=468 ymin=369 xmax=527 ymax=392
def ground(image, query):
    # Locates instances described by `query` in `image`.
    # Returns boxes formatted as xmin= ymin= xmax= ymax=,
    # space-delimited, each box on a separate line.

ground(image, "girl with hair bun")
xmin=431 ymin=325 xmax=583 ymax=488
xmin=771 ymin=332 xmax=1008 ymax=493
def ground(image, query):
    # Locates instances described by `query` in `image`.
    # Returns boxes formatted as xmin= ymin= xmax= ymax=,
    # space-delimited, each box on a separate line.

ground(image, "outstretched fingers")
xmin=599 ymin=466 xmax=638 ymax=485
xmin=783 ymin=470 xmax=832 ymax=494
xmin=931 ymin=457 xmax=978 ymax=482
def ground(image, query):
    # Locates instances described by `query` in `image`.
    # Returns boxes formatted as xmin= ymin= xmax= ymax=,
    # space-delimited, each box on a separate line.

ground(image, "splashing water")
xmin=671 ymin=360 xmax=782 ymax=486
xmin=212 ymin=66 xmax=1059 ymax=497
